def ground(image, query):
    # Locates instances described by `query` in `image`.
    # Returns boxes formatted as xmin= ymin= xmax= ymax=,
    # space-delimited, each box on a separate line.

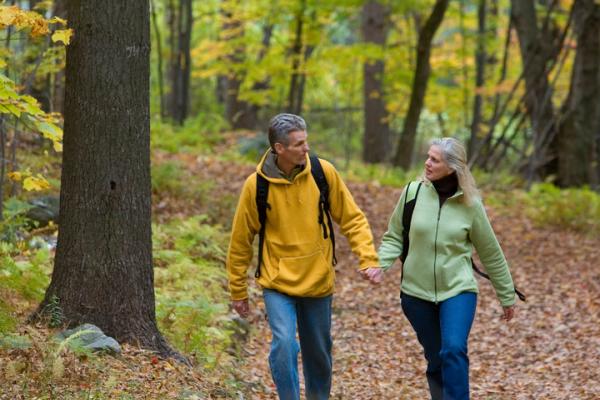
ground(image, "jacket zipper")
xmin=433 ymin=204 xmax=442 ymax=303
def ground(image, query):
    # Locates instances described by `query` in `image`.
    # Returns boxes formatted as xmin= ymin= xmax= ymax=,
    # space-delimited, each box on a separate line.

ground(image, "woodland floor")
xmin=2 ymin=149 xmax=600 ymax=399
xmin=195 ymin=155 xmax=600 ymax=399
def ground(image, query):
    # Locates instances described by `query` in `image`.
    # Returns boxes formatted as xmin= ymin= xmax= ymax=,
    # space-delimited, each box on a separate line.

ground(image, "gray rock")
xmin=26 ymin=195 xmax=59 ymax=227
xmin=55 ymin=323 xmax=121 ymax=354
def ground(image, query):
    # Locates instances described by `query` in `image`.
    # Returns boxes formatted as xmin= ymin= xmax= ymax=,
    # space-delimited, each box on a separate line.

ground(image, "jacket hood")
xmin=256 ymin=148 xmax=311 ymax=184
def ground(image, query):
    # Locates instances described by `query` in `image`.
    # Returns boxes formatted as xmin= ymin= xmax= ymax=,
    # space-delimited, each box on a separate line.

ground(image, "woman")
xmin=376 ymin=137 xmax=516 ymax=400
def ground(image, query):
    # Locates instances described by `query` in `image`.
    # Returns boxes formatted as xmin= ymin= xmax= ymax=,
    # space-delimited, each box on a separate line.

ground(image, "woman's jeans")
xmin=263 ymin=289 xmax=333 ymax=400
xmin=401 ymin=292 xmax=477 ymax=400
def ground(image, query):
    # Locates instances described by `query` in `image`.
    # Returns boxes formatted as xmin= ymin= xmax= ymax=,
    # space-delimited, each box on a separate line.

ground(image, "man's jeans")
xmin=263 ymin=289 xmax=333 ymax=400
xmin=401 ymin=292 xmax=477 ymax=400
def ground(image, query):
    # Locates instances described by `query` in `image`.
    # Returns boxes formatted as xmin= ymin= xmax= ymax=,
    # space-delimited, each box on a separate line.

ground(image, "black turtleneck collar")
xmin=432 ymin=172 xmax=458 ymax=207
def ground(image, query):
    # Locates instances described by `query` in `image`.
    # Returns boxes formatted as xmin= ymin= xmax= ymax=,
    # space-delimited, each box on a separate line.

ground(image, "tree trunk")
xmin=221 ymin=3 xmax=272 ymax=130
xmin=510 ymin=0 xmax=558 ymax=180
xmin=166 ymin=0 xmax=193 ymax=125
xmin=51 ymin=0 xmax=66 ymax=114
xmin=150 ymin=0 xmax=166 ymax=119
xmin=288 ymin=1 xmax=306 ymax=115
xmin=393 ymin=0 xmax=450 ymax=169
xmin=37 ymin=0 xmax=174 ymax=356
xmin=556 ymin=0 xmax=600 ymax=187
xmin=469 ymin=0 xmax=487 ymax=158
xmin=361 ymin=0 xmax=390 ymax=164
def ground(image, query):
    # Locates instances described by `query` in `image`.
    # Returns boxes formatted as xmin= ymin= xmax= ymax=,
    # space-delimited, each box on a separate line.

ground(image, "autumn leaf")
xmin=23 ymin=175 xmax=51 ymax=191
xmin=7 ymin=171 xmax=23 ymax=181
xmin=52 ymin=29 xmax=73 ymax=45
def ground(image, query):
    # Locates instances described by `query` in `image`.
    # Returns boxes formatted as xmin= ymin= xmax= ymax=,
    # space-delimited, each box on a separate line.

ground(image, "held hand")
xmin=360 ymin=267 xmax=383 ymax=284
xmin=502 ymin=305 xmax=515 ymax=322
xmin=233 ymin=299 xmax=250 ymax=319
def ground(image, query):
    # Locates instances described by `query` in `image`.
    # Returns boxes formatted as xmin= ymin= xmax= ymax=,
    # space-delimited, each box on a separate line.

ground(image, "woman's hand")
xmin=502 ymin=305 xmax=515 ymax=322
xmin=360 ymin=267 xmax=384 ymax=284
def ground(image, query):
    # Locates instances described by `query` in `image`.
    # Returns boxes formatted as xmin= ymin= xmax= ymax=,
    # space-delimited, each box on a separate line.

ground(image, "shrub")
xmin=523 ymin=183 xmax=600 ymax=235
xmin=153 ymin=215 xmax=235 ymax=368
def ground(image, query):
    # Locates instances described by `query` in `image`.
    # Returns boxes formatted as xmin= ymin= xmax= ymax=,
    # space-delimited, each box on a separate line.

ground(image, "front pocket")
xmin=268 ymin=241 xmax=333 ymax=297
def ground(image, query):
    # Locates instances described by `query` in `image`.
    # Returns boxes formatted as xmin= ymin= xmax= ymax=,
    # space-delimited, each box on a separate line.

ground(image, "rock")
xmin=26 ymin=195 xmax=59 ymax=227
xmin=55 ymin=323 xmax=121 ymax=354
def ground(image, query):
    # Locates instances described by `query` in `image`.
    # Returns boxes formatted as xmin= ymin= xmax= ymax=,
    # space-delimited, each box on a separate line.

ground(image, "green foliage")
xmin=0 ymin=197 xmax=34 ymax=242
xmin=42 ymin=294 xmax=64 ymax=328
xmin=343 ymin=159 xmax=422 ymax=188
xmin=150 ymin=113 xmax=229 ymax=154
xmin=0 ymin=247 xmax=51 ymax=334
xmin=523 ymin=183 xmax=600 ymax=236
xmin=153 ymin=215 xmax=235 ymax=368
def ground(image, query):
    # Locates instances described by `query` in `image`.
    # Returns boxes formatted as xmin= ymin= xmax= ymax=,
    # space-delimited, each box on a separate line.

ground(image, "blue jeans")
xmin=263 ymin=289 xmax=333 ymax=400
xmin=401 ymin=292 xmax=477 ymax=400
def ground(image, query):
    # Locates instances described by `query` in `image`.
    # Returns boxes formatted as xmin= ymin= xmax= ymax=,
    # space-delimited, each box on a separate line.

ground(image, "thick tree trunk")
xmin=38 ymin=0 xmax=173 ymax=355
xmin=393 ymin=0 xmax=450 ymax=169
xmin=361 ymin=0 xmax=390 ymax=164
xmin=166 ymin=0 xmax=193 ymax=125
xmin=510 ymin=0 xmax=558 ymax=180
xmin=557 ymin=0 xmax=600 ymax=187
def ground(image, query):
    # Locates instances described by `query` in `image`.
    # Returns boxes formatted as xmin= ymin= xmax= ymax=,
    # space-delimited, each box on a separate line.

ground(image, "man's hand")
xmin=233 ymin=299 xmax=250 ymax=318
xmin=359 ymin=267 xmax=383 ymax=284
xmin=502 ymin=305 xmax=515 ymax=322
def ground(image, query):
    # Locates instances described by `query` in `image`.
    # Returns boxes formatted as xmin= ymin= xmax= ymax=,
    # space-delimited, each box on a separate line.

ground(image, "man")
xmin=226 ymin=113 xmax=382 ymax=400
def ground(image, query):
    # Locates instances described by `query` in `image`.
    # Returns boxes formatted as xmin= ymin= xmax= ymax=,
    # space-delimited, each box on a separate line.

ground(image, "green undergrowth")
xmin=151 ymin=113 xmax=229 ymax=154
xmin=483 ymin=181 xmax=600 ymax=236
xmin=0 ymin=243 xmax=52 ymax=337
xmin=152 ymin=215 xmax=237 ymax=370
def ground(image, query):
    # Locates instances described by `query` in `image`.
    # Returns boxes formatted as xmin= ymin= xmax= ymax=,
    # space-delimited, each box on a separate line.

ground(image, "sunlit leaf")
xmin=23 ymin=175 xmax=51 ymax=191
xmin=51 ymin=29 xmax=73 ymax=45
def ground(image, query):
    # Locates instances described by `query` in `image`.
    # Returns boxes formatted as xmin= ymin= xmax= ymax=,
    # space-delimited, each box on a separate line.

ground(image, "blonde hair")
xmin=425 ymin=137 xmax=480 ymax=205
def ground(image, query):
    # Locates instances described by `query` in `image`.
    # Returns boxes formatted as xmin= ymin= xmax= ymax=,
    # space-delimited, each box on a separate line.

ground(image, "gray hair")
xmin=268 ymin=113 xmax=307 ymax=150
xmin=428 ymin=137 xmax=479 ymax=205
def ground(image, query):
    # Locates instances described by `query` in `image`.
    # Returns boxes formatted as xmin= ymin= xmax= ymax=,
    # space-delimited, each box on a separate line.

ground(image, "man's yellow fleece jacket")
xmin=226 ymin=151 xmax=379 ymax=301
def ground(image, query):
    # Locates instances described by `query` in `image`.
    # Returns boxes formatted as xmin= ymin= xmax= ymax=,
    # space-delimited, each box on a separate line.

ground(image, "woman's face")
xmin=425 ymin=145 xmax=453 ymax=181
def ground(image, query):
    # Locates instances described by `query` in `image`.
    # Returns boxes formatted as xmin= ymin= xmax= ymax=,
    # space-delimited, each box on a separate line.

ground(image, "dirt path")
xmin=188 ymin=155 xmax=600 ymax=399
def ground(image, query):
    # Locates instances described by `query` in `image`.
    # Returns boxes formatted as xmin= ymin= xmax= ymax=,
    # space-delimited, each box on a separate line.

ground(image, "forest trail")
xmin=180 ymin=153 xmax=600 ymax=400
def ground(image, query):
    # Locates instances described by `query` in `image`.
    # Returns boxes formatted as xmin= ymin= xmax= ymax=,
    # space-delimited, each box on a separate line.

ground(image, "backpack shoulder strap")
xmin=310 ymin=156 xmax=337 ymax=265
xmin=255 ymin=173 xmax=270 ymax=278
xmin=400 ymin=181 xmax=422 ymax=263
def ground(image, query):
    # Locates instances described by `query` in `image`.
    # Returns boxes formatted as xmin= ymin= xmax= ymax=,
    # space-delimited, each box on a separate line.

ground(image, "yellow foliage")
xmin=0 ymin=5 xmax=50 ymax=37
xmin=8 ymin=171 xmax=51 ymax=192
xmin=7 ymin=171 xmax=22 ymax=182
xmin=51 ymin=29 xmax=73 ymax=45
xmin=23 ymin=175 xmax=51 ymax=192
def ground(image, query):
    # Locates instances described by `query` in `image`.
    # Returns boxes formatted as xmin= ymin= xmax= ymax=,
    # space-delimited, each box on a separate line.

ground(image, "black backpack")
xmin=255 ymin=156 xmax=337 ymax=278
xmin=401 ymin=181 xmax=526 ymax=302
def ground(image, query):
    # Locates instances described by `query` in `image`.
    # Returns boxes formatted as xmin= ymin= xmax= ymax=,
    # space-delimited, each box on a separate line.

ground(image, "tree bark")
xmin=166 ymin=0 xmax=193 ymax=125
xmin=150 ymin=0 xmax=166 ymax=119
xmin=51 ymin=0 xmax=67 ymax=114
xmin=288 ymin=1 xmax=306 ymax=115
xmin=361 ymin=0 xmax=390 ymax=164
xmin=393 ymin=0 xmax=450 ymax=169
xmin=287 ymin=0 xmax=315 ymax=115
xmin=221 ymin=4 xmax=273 ymax=130
xmin=556 ymin=0 xmax=600 ymax=187
xmin=510 ymin=0 xmax=558 ymax=180
xmin=37 ymin=0 xmax=174 ymax=356
xmin=469 ymin=0 xmax=487 ymax=158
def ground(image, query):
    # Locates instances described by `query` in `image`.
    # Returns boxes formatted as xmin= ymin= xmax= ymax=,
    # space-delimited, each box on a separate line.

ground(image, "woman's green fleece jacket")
xmin=378 ymin=181 xmax=516 ymax=307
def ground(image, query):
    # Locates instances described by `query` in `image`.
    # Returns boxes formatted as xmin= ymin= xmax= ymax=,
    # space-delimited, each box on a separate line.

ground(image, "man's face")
xmin=276 ymin=130 xmax=310 ymax=166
